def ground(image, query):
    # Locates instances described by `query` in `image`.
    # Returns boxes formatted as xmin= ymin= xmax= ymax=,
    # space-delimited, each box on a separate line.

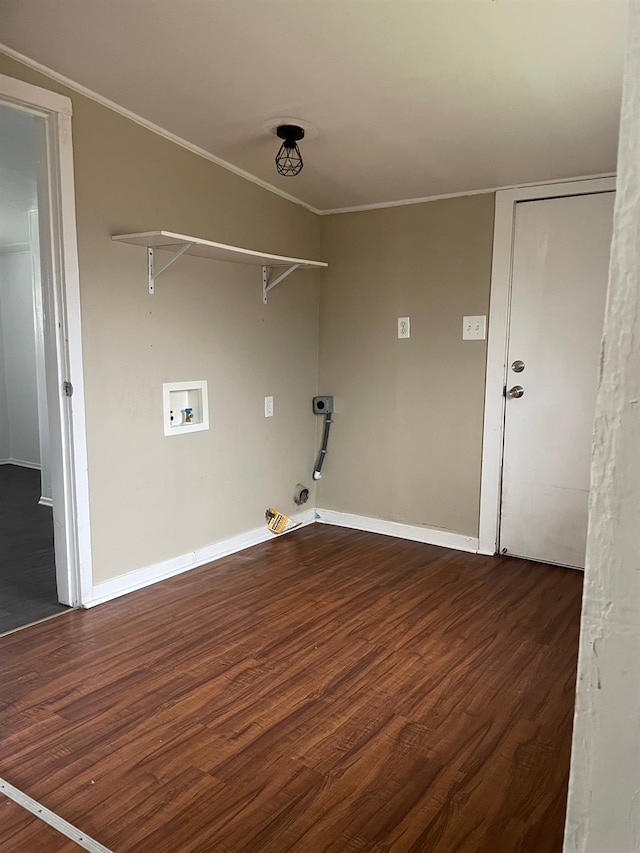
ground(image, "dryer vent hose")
xmin=313 ymin=413 xmax=333 ymax=480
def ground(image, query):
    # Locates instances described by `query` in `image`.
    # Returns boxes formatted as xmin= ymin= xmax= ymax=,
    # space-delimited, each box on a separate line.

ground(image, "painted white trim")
xmin=86 ymin=509 xmax=316 ymax=607
xmin=84 ymin=504 xmax=481 ymax=610
xmin=38 ymin=496 xmax=53 ymax=507
xmin=0 ymin=457 xmax=41 ymax=469
xmin=53 ymin=110 xmax=93 ymax=606
xmin=0 ymin=44 xmax=617 ymax=219
xmin=316 ymin=508 xmax=478 ymax=553
xmin=478 ymin=176 xmax=617 ymax=556
xmin=0 ymin=69 xmax=71 ymax=115
xmin=84 ymin=506 xmax=482 ymax=609
xmin=318 ymin=173 xmax=616 ymax=216
xmin=0 ymin=44 xmax=320 ymax=216
xmin=0 ymin=71 xmax=93 ymax=607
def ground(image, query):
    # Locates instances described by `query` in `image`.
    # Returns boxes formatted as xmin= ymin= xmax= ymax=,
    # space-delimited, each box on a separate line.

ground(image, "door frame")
xmin=0 ymin=72 xmax=92 ymax=605
xmin=478 ymin=176 xmax=617 ymax=556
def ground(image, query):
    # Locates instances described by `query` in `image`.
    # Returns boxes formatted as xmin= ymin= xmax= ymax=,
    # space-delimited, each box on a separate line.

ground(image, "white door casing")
xmin=500 ymin=193 xmax=615 ymax=567
xmin=0 ymin=72 xmax=92 ymax=605
xmin=478 ymin=177 xmax=616 ymax=557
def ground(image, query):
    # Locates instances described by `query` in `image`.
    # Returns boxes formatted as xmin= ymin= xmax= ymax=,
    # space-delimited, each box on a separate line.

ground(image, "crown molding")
xmin=0 ymin=43 xmax=321 ymax=216
xmin=0 ymin=44 xmax=618 ymax=219
xmin=318 ymin=172 xmax=617 ymax=216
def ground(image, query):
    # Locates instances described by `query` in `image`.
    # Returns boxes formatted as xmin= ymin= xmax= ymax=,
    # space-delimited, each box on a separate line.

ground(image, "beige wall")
xmin=0 ymin=53 xmax=497 ymax=589
xmin=317 ymin=195 xmax=495 ymax=537
xmin=0 ymin=54 xmax=322 ymax=585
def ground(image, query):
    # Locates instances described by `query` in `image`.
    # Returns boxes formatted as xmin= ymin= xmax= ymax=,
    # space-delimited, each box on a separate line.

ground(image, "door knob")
xmin=508 ymin=385 xmax=524 ymax=398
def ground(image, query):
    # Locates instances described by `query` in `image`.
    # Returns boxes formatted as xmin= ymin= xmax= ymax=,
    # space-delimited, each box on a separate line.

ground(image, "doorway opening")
xmin=0 ymin=73 xmax=92 ymax=630
xmin=0 ymin=104 xmax=66 ymax=633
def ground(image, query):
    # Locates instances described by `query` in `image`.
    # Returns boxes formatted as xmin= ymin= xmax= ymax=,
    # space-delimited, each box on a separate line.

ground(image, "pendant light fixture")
xmin=275 ymin=124 xmax=305 ymax=176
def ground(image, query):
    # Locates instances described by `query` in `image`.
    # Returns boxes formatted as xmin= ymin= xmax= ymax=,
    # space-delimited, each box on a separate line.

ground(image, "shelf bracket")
xmin=262 ymin=263 xmax=301 ymax=304
xmin=147 ymin=243 xmax=191 ymax=294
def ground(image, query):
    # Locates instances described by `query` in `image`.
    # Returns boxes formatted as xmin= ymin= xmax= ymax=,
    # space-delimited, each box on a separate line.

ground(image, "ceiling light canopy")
xmin=275 ymin=124 xmax=304 ymax=177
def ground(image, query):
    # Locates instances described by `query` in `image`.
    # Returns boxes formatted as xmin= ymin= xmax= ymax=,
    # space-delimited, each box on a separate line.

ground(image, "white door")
xmin=500 ymin=192 xmax=615 ymax=568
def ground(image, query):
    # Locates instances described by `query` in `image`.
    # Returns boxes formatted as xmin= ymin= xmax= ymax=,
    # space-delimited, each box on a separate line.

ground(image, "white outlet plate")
xmin=398 ymin=317 xmax=410 ymax=339
xmin=264 ymin=395 xmax=274 ymax=418
xmin=463 ymin=315 xmax=486 ymax=340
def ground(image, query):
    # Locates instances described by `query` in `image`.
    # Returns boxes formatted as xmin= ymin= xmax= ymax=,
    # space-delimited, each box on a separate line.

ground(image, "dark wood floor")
xmin=0 ymin=464 xmax=68 ymax=635
xmin=0 ymin=525 xmax=583 ymax=852
xmin=0 ymin=797 xmax=81 ymax=852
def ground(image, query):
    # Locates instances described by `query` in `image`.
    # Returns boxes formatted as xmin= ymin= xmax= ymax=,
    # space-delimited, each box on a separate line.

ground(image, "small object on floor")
xmin=265 ymin=507 xmax=300 ymax=535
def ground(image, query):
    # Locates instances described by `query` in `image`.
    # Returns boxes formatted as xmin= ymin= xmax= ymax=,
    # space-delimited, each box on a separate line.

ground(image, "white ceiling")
xmin=0 ymin=104 xmax=38 ymax=249
xmin=0 ymin=0 xmax=627 ymax=213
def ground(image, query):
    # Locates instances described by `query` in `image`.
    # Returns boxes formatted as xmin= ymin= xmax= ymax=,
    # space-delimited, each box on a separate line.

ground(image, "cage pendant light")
xmin=275 ymin=124 xmax=304 ymax=176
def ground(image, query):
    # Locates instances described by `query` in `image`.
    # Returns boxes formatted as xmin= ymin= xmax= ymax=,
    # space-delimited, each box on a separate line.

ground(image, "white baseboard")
xmin=0 ymin=458 xmax=41 ymax=470
xmin=86 ymin=508 xmax=316 ymax=608
xmin=85 ymin=506 xmax=479 ymax=610
xmin=38 ymin=496 xmax=53 ymax=507
xmin=315 ymin=508 xmax=479 ymax=553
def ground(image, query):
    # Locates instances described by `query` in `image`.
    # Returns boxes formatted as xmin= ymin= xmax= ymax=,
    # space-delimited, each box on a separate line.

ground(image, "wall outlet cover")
xmin=398 ymin=317 xmax=410 ymax=339
xmin=313 ymin=396 xmax=334 ymax=414
xmin=463 ymin=315 xmax=487 ymax=340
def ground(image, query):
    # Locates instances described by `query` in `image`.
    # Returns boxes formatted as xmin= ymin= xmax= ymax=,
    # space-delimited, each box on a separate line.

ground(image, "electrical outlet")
xmin=264 ymin=396 xmax=274 ymax=418
xmin=462 ymin=315 xmax=486 ymax=340
xmin=398 ymin=317 xmax=410 ymax=339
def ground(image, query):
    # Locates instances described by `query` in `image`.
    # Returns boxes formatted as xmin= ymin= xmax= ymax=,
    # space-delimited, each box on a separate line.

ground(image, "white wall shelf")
xmin=112 ymin=230 xmax=327 ymax=301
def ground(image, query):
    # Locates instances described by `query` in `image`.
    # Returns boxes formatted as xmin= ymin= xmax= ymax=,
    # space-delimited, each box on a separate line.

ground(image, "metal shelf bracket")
xmin=262 ymin=263 xmax=301 ymax=304
xmin=147 ymin=244 xmax=191 ymax=294
xmin=114 ymin=231 xmax=326 ymax=298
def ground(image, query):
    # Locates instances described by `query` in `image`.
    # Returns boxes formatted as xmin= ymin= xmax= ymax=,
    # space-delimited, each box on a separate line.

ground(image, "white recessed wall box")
xmin=163 ymin=380 xmax=209 ymax=436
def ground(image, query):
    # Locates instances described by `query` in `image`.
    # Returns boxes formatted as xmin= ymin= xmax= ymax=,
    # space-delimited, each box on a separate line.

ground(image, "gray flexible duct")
xmin=313 ymin=413 xmax=333 ymax=480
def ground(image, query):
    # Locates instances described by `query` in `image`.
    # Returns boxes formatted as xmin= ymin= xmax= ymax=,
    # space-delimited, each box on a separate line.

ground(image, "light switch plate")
xmin=463 ymin=315 xmax=486 ymax=340
xmin=398 ymin=317 xmax=410 ymax=339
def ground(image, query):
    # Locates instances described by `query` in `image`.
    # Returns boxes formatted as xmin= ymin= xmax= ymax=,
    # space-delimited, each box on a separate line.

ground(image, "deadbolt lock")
xmin=511 ymin=360 xmax=525 ymax=373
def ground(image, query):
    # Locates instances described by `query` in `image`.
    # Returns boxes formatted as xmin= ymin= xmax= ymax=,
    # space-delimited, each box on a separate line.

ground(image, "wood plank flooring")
xmin=0 ymin=464 xmax=68 ymax=634
xmin=0 ymin=797 xmax=82 ymax=852
xmin=0 ymin=525 xmax=583 ymax=852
